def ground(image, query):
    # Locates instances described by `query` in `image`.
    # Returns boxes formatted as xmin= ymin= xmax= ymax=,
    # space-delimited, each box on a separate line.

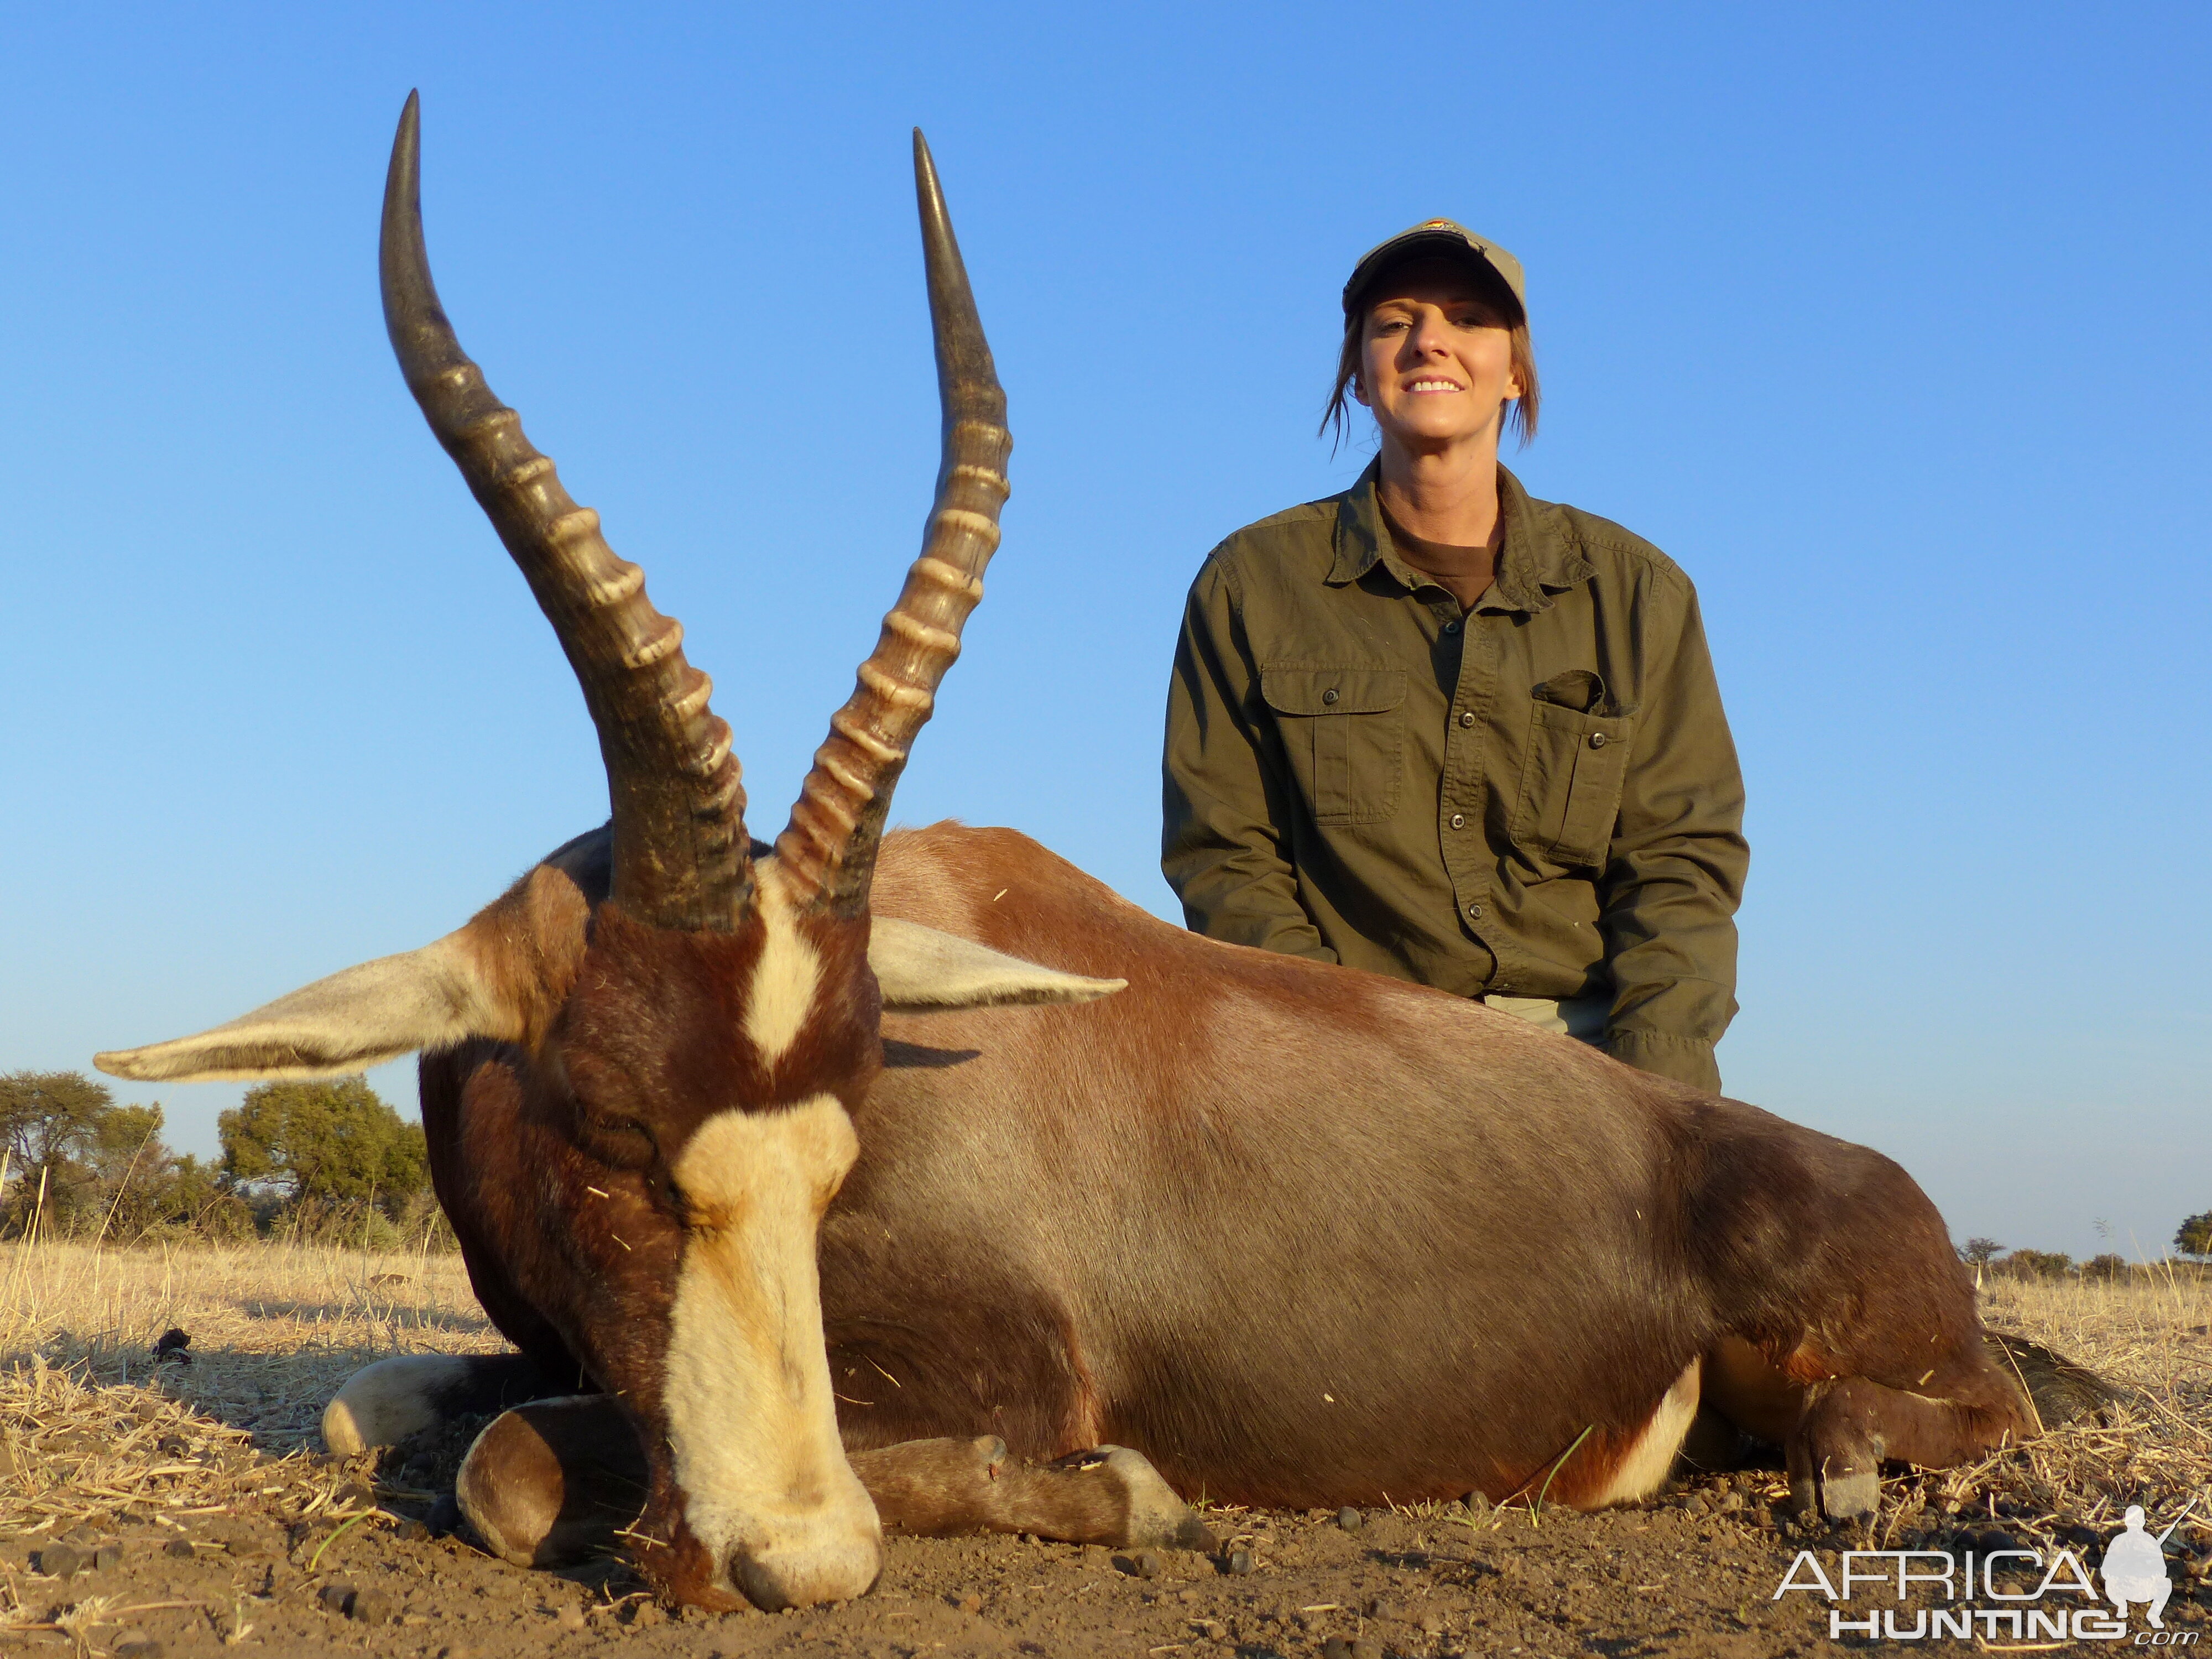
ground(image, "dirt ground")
xmin=3 ymin=1246 xmax=2209 ymax=1657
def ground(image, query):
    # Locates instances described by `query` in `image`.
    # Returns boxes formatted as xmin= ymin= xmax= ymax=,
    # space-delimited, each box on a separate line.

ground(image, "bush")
xmin=1994 ymin=1248 xmax=2076 ymax=1281
xmin=391 ymin=1188 xmax=458 ymax=1253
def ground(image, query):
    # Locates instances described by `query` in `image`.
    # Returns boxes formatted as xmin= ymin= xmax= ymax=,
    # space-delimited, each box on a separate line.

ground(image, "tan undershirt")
xmin=1381 ymin=510 xmax=1498 ymax=609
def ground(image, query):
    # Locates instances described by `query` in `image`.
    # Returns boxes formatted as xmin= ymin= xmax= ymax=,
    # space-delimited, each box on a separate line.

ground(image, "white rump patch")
xmin=96 ymin=932 xmax=506 ymax=1083
xmin=743 ymin=883 xmax=822 ymax=1067
xmin=323 ymin=1354 xmax=484 ymax=1454
xmin=1589 ymin=1357 xmax=1703 ymax=1505
xmin=662 ymin=1096 xmax=880 ymax=1604
xmin=868 ymin=917 xmax=1126 ymax=1010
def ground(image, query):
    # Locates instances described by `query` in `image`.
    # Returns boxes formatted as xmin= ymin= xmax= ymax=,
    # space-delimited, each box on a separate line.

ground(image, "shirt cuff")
xmin=1605 ymin=1029 xmax=1720 ymax=1094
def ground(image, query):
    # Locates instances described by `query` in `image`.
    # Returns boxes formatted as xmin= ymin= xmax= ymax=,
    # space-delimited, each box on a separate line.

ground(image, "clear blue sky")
xmin=2 ymin=3 xmax=2204 ymax=1263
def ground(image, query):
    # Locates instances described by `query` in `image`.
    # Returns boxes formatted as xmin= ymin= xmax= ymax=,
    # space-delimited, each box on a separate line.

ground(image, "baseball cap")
xmin=1342 ymin=219 xmax=1526 ymax=320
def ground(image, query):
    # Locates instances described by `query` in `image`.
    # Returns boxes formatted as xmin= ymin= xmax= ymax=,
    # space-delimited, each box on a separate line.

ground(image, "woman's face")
xmin=1353 ymin=258 xmax=1522 ymax=455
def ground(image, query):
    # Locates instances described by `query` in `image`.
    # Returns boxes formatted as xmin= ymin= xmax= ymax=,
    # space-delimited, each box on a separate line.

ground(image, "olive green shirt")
xmin=1161 ymin=462 xmax=1747 ymax=1092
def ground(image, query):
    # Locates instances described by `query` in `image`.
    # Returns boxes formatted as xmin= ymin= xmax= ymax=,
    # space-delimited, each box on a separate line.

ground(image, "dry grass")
xmin=0 ymin=1241 xmax=503 ymax=1583
xmin=0 ymin=1238 xmax=2205 ymax=1563
xmin=0 ymin=1237 xmax=503 ymax=1456
xmin=1939 ymin=1270 xmax=2212 ymax=1546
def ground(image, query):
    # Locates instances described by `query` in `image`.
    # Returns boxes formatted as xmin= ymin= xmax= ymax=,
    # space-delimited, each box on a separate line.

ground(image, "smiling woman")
xmin=1162 ymin=220 xmax=1750 ymax=1091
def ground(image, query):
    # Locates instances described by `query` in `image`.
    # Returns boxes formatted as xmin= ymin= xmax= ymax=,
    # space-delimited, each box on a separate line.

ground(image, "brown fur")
xmin=420 ymin=818 xmax=2033 ymax=1582
xmin=422 ymin=844 xmax=885 ymax=1604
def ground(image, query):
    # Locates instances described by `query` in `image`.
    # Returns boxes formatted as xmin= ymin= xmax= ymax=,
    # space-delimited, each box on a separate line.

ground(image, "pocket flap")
xmin=1531 ymin=669 xmax=1606 ymax=714
xmin=1260 ymin=666 xmax=1406 ymax=716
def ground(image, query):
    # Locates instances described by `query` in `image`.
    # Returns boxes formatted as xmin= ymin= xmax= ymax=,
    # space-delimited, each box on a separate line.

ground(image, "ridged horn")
xmin=381 ymin=91 xmax=752 ymax=931
xmin=773 ymin=130 xmax=1010 ymax=912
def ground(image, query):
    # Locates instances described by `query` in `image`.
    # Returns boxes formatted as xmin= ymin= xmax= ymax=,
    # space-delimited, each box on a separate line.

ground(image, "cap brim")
xmin=1343 ymin=234 xmax=1523 ymax=319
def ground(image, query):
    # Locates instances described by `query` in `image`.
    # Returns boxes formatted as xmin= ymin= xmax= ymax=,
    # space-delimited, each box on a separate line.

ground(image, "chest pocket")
xmin=1260 ymin=666 xmax=1406 ymax=827
xmin=1510 ymin=699 xmax=1635 ymax=869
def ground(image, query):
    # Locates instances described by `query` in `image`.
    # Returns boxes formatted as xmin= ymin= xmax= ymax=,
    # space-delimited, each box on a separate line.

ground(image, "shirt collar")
xmin=1328 ymin=459 xmax=1593 ymax=613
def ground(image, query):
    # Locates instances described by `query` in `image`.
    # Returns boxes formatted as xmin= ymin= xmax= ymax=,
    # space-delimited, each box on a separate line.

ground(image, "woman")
xmin=1161 ymin=219 xmax=1747 ymax=1092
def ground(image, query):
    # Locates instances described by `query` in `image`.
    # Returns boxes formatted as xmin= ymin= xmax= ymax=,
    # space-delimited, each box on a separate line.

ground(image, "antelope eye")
xmin=576 ymin=1108 xmax=656 ymax=1168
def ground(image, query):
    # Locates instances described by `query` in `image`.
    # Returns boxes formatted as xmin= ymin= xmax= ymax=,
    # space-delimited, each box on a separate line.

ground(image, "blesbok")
xmin=101 ymin=97 xmax=2096 ymax=1614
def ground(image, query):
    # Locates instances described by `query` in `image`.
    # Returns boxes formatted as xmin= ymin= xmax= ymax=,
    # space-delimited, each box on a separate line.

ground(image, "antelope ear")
xmin=94 ymin=932 xmax=514 ymax=1083
xmin=95 ymin=861 xmax=592 ymax=1084
xmin=868 ymin=917 xmax=1126 ymax=1011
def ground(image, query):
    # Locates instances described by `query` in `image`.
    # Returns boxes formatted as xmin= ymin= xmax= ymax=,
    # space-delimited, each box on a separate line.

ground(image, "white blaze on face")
xmin=662 ymin=1095 xmax=880 ymax=1607
xmin=742 ymin=877 xmax=822 ymax=1068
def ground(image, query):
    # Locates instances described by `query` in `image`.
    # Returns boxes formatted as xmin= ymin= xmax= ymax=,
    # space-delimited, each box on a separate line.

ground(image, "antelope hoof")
xmin=454 ymin=1396 xmax=648 ymax=1568
xmin=1055 ymin=1446 xmax=1218 ymax=1553
xmin=1816 ymin=1467 xmax=1880 ymax=1524
xmin=1790 ymin=1455 xmax=1879 ymax=1526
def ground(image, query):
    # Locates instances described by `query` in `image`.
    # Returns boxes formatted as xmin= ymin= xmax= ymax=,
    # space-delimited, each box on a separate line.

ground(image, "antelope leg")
xmin=1787 ymin=1374 xmax=2026 ymax=1523
xmin=452 ymin=1401 xmax=1217 ymax=1570
xmin=324 ymin=1352 xmax=561 ymax=1454
xmin=852 ymin=1437 xmax=1217 ymax=1552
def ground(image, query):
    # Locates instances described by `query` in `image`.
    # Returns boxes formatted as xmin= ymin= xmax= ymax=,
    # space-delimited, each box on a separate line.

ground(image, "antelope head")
xmin=97 ymin=95 xmax=1117 ymax=1611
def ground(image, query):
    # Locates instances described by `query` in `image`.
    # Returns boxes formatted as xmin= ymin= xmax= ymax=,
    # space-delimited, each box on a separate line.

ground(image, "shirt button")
xmin=1458 ymin=711 xmax=1476 ymax=728
xmin=1589 ymin=731 xmax=1608 ymax=748
xmin=1449 ymin=812 xmax=1465 ymax=830
xmin=1467 ymin=901 xmax=1484 ymax=919
xmin=1322 ymin=687 xmax=1339 ymax=705
xmin=1443 ymin=620 xmax=1461 ymax=634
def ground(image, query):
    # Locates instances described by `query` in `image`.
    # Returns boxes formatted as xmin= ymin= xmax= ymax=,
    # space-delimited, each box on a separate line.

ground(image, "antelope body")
xmin=101 ymin=97 xmax=2081 ymax=1614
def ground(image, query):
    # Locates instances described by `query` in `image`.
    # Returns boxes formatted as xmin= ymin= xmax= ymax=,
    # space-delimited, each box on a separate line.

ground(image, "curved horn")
xmin=382 ymin=92 xmax=752 ymax=931
xmin=774 ymin=131 xmax=1010 ymax=912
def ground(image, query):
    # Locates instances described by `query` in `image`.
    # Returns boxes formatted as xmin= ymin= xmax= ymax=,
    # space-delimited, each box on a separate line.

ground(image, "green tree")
xmin=219 ymin=1076 xmax=428 ymax=1212
xmin=0 ymin=1074 xmax=226 ymax=1241
xmin=2177 ymin=1211 xmax=2212 ymax=1261
xmin=79 ymin=1100 xmax=170 ymax=1238
xmin=1959 ymin=1238 xmax=2004 ymax=1267
xmin=86 ymin=1101 xmax=165 ymax=1183
xmin=0 ymin=1069 xmax=114 ymax=1228
xmin=0 ymin=1070 xmax=111 ymax=1169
